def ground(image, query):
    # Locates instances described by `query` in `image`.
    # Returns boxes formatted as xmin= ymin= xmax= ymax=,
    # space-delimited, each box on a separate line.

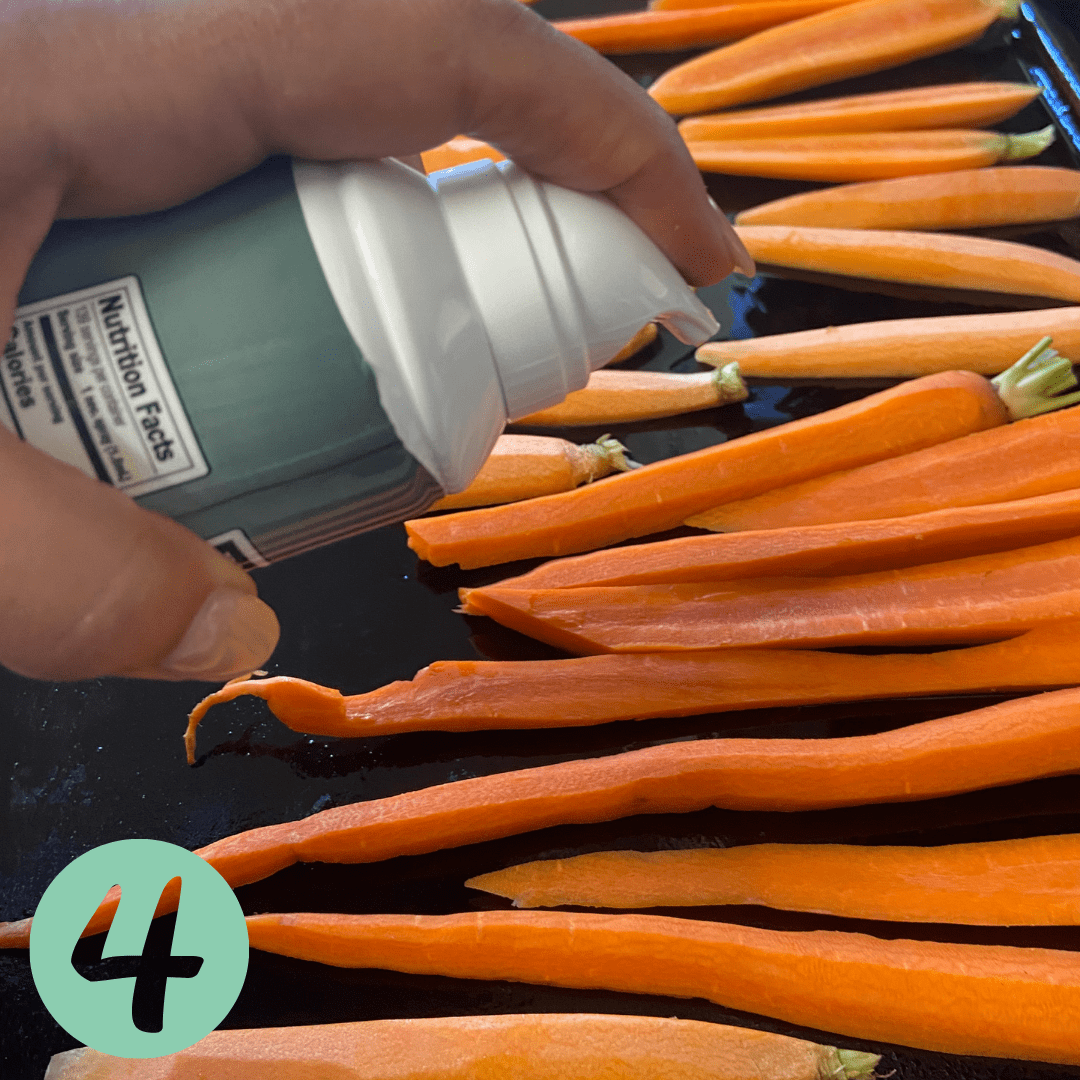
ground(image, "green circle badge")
xmin=30 ymin=839 xmax=248 ymax=1058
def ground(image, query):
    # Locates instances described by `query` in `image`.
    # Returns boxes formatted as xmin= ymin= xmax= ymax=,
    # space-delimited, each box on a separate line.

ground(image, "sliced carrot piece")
xmin=513 ymin=364 xmax=747 ymax=426
xmin=421 ymin=136 xmax=504 ymax=173
xmin=12 ymin=684 xmax=1080 ymax=950
xmin=685 ymin=127 xmax=1054 ymax=182
xmin=461 ymin=536 xmax=1080 ymax=654
xmin=734 ymin=166 xmax=1080 ymax=230
xmin=553 ymin=0 xmax=864 ymax=54
xmin=686 ymin=399 xmax=1080 ymax=532
xmin=183 ymin=621 xmax=1080 ymax=761
xmin=404 ymin=369 xmax=1010 ymax=568
xmin=602 ymin=322 xmax=659 ymax=365
xmin=466 ymin=834 xmax=1080 ymax=924
xmin=245 ymin=909 xmax=1080 ymax=1064
xmin=696 ymin=306 xmax=1080 ymax=378
xmin=733 ymin=224 xmax=1080 ymax=304
xmin=44 ymin=1014 xmax=880 ymax=1080
xmin=427 ymin=435 xmax=636 ymax=512
xmin=678 ymin=82 xmax=1041 ymax=139
xmin=649 ymin=0 xmax=1020 ymax=115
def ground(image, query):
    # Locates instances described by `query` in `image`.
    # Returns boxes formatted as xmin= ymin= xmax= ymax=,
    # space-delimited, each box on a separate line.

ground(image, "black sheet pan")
xmin=4 ymin=2 xmax=1080 ymax=1076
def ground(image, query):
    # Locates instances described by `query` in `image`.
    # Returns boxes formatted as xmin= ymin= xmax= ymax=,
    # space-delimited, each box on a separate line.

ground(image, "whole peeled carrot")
xmin=462 ymin=535 xmax=1080 ymax=654
xmin=245 ymin=909 xmax=1080 ymax=1064
xmin=44 ymin=1014 xmax=880 ymax=1080
xmin=487 ymin=487 xmax=1080 ymax=589
xmin=183 ymin=620 xmax=1080 ymax=759
xmin=553 ymin=0 xmax=861 ymax=54
xmin=685 ymin=126 xmax=1054 ymax=182
xmin=733 ymin=224 xmax=1080 ymax=304
xmin=467 ymin=833 xmax=1080 ymax=924
xmin=513 ymin=364 xmax=747 ymax=426
xmin=12 ymin=685 xmax=1080 ymax=949
xmin=427 ymin=435 xmax=636 ymax=512
xmin=687 ymin=392 xmax=1080 ymax=533
xmin=649 ymin=0 xmax=1020 ymax=115
xmin=734 ymin=166 xmax=1080 ymax=230
xmin=404 ymin=368 xmax=1011 ymax=568
xmin=678 ymin=81 xmax=1041 ymax=139
xmin=696 ymin=306 xmax=1080 ymax=378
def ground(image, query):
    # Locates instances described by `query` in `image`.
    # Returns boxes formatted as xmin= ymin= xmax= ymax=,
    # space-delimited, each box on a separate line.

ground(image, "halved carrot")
xmin=513 ymin=364 xmax=746 ymax=426
xmin=427 ymin=435 xmax=637 ymax=512
xmin=12 ymin=685 xmax=1080 ymax=949
xmin=685 ymin=126 xmax=1054 ymax=182
xmin=183 ymin=620 xmax=1080 ymax=762
xmin=734 ymin=166 xmax=1080 ymax=230
xmin=553 ymin=0 xmax=864 ymax=54
xmin=686 ymin=393 xmax=1080 ymax=533
xmin=696 ymin=306 xmax=1080 ymax=377
xmin=43 ymin=1014 xmax=881 ymax=1080
xmin=603 ymin=322 xmax=659 ymax=365
xmin=404 ymin=368 xmax=1011 ymax=568
xmin=461 ymin=535 xmax=1080 ymax=654
xmin=466 ymin=833 xmax=1080 ymax=924
xmin=649 ymin=0 xmax=1020 ymax=115
xmin=486 ymin=487 xmax=1080 ymax=590
xmin=421 ymin=136 xmax=504 ymax=173
xmin=733 ymin=224 xmax=1080 ymax=304
xmin=245 ymin=909 xmax=1080 ymax=1064
xmin=678 ymin=82 xmax=1041 ymax=139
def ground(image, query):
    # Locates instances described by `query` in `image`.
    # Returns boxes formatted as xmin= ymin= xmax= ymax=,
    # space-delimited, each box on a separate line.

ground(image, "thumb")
xmin=0 ymin=428 xmax=279 ymax=682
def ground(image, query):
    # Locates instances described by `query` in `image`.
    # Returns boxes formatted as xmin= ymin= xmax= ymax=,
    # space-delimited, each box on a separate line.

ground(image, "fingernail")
xmin=708 ymin=196 xmax=756 ymax=279
xmin=156 ymin=586 xmax=279 ymax=681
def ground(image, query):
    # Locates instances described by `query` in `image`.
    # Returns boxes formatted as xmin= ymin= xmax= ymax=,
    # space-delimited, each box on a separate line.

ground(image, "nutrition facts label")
xmin=0 ymin=276 xmax=208 ymax=498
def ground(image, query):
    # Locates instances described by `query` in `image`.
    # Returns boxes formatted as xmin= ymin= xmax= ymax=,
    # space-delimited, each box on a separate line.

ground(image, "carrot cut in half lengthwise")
xmin=462 ymin=535 xmax=1080 ymax=653
xmin=678 ymin=82 xmax=1041 ymax=140
xmin=14 ymin=685 xmax=1080 ymax=949
xmin=184 ymin=620 xmax=1080 ymax=760
xmin=43 ymin=1014 xmax=880 ymax=1080
xmin=245 ymin=909 xmax=1080 ymax=1065
xmin=491 ymin=488 xmax=1080 ymax=589
xmin=648 ymin=0 xmax=1019 ymax=115
xmin=513 ymin=364 xmax=747 ymax=426
xmin=467 ymin=833 xmax=1080 ymax=924
xmin=734 ymin=166 xmax=1080 ymax=229
xmin=553 ymin=0 xmax=863 ymax=54
xmin=696 ymin=306 xmax=1080 ymax=377
xmin=733 ymin=225 xmax=1080 ymax=305
xmin=686 ymin=400 xmax=1080 ymax=532
xmin=405 ymin=369 xmax=1010 ymax=568
xmin=685 ymin=127 xmax=1054 ymax=182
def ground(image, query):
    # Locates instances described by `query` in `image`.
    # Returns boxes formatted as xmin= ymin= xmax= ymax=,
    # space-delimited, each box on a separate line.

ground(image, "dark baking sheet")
xmin=4 ymin=2 xmax=1080 ymax=1077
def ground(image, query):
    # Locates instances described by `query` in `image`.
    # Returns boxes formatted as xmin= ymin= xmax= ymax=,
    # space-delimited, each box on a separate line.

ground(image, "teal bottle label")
xmin=2 ymin=275 xmax=208 ymax=497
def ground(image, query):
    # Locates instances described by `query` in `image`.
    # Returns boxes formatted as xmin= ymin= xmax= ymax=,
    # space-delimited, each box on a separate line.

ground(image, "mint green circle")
xmin=30 ymin=838 xmax=248 ymax=1059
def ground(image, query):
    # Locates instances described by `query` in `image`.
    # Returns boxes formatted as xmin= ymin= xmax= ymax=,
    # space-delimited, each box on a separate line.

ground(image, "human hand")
xmin=0 ymin=0 xmax=751 ymax=683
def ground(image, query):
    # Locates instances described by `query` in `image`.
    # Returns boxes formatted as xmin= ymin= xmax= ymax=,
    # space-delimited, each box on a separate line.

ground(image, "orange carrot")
xmin=485 ymin=487 xmax=1080 ymax=590
xmin=183 ymin=620 xmax=1080 ymax=759
xmin=602 ymin=322 xmax=659 ymax=365
xmin=733 ymin=224 xmax=1080 ymax=304
xmin=404 ymin=368 xmax=1011 ymax=569
xmin=245 ymin=909 xmax=1080 ymax=1064
xmin=461 ymin=535 xmax=1080 ymax=654
xmin=427 ymin=435 xmax=636 ymax=512
xmin=12 ymin=685 xmax=1080 ymax=949
xmin=466 ymin=834 xmax=1080 ymax=924
xmin=553 ymin=0 xmax=863 ymax=54
xmin=686 ymin=393 xmax=1080 ymax=534
xmin=648 ymin=0 xmax=1020 ymax=115
xmin=678 ymin=82 xmax=1041 ymax=139
xmin=696 ymin=306 xmax=1080 ymax=377
xmin=513 ymin=364 xmax=746 ymax=426
xmin=651 ymin=0 xmax=856 ymax=9
xmin=734 ymin=166 xmax=1080 ymax=230
xmin=43 ymin=1014 xmax=881 ymax=1080
xmin=420 ymin=136 xmax=504 ymax=174
xmin=685 ymin=126 xmax=1054 ymax=182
